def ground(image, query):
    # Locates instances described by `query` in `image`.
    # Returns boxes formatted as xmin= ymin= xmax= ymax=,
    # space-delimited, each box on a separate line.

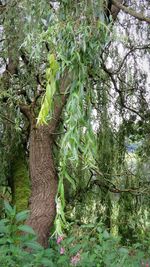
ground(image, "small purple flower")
xmin=60 ymin=247 xmax=65 ymax=255
xmin=57 ymin=236 xmax=63 ymax=244
xmin=71 ymin=252 xmax=81 ymax=266
xmin=145 ymin=264 xmax=149 ymax=267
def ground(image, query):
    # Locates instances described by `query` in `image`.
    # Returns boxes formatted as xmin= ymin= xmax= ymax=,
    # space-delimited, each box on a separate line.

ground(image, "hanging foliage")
xmin=37 ymin=54 xmax=59 ymax=125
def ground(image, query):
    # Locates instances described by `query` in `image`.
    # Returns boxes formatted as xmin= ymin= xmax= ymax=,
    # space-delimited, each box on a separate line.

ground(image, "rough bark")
xmin=26 ymin=122 xmax=58 ymax=248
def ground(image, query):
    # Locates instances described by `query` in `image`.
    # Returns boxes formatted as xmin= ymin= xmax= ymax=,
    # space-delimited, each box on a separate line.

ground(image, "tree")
xmin=0 ymin=0 xmax=149 ymax=247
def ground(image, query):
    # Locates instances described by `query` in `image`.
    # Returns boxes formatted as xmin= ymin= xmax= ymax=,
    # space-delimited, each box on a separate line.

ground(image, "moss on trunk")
xmin=12 ymin=157 xmax=30 ymax=212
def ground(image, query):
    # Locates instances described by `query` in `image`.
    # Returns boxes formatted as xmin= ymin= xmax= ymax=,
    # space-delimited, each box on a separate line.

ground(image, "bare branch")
xmin=113 ymin=45 xmax=150 ymax=75
xmin=112 ymin=0 xmax=150 ymax=24
xmin=91 ymin=169 xmax=147 ymax=196
xmin=101 ymin=60 xmax=146 ymax=120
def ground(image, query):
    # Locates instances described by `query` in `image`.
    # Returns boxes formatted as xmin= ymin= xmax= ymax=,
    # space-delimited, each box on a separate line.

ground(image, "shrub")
xmin=0 ymin=202 xmax=149 ymax=267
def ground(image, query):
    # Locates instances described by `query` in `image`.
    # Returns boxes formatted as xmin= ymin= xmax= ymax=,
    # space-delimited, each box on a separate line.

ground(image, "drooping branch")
xmin=112 ymin=0 xmax=150 ymax=24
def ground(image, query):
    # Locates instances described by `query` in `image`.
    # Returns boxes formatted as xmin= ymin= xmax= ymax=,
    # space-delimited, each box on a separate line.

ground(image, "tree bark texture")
xmin=26 ymin=123 xmax=57 ymax=248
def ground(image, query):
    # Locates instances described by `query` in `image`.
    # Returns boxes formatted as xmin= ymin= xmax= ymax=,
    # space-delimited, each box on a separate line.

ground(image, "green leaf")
xmin=37 ymin=53 xmax=59 ymax=125
xmin=17 ymin=225 xmax=36 ymax=235
xmin=48 ymin=54 xmax=59 ymax=77
xmin=16 ymin=210 xmax=29 ymax=222
xmin=103 ymin=230 xmax=110 ymax=239
xmin=65 ymin=172 xmax=76 ymax=190
xmin=0 ymin=237 xmax=8 ymax=244
xmin=0 ymin=220 xmax=8 ymax=234
xmin=119 ymin=247 xmax=129 ymax=254
xmin=41 ymin=258 xmax=54 ymax=266
xmin=65 ymin=236 xmax=75 ymax=245
xmin=24 ymin=240 xmax=43 ymax=250
xmin=4 ymin=201 xmax=14 ymax=216
xmin=81 ymin=224 xmax=95 ymax=228
xmin=60 ymin=183 xmax=65 ymax=209
xmin=70 ymin=244 xmax=82 ymax=254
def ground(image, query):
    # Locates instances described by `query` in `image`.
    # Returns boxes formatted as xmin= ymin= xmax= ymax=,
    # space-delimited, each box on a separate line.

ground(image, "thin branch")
xmin=113 ymin=45 xmax=150 ymax=75
xmin=49 ymin=130 xmax=66 ymax=135
xmin=91 ymin=179 xmax=139 ymax=194
xmin=0 ymin=112 xmax=16 ymax=125
xmin=101 ymin=60 xmax=145 ymax=119
xmin=90 ymin=168 xmax=147 ymax=196
xmin=0 ymin=193 xmax=10 ymax=202
xmin=0 ymin=38 xmax=5 ymax=43
xmin=112 ymin=0 xmax=150 ymax=24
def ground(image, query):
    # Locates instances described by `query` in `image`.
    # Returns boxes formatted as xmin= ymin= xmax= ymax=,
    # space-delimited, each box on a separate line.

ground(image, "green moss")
xmin=12 ymin=157 xmax=30 ymax=212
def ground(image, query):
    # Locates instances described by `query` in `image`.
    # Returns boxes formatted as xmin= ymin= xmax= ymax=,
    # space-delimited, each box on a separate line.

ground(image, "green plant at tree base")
xmin=0 ymin=202 xmax=149 ymax=267
xmin=0 ymin=201 xmax=55 ymax=267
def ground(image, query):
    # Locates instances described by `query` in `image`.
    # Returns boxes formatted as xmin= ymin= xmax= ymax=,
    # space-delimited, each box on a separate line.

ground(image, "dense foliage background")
xmin=0 ymin=0 xmax=150 ymax=266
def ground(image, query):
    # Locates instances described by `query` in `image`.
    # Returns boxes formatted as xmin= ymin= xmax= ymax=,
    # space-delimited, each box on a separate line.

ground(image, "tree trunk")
xmin=26 ymin=122 xmax=57 ymax=247
xmin=20 ymin=72 xmax=71 ymax=247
